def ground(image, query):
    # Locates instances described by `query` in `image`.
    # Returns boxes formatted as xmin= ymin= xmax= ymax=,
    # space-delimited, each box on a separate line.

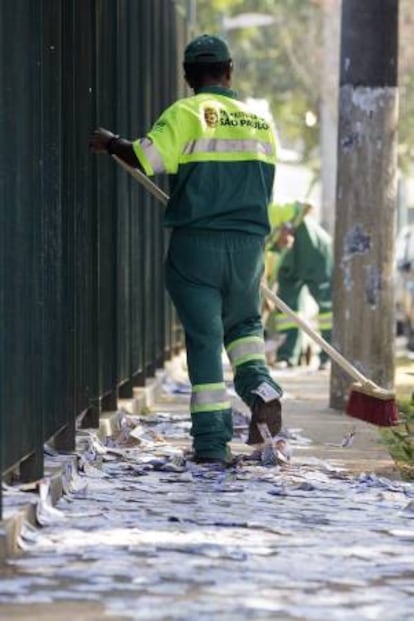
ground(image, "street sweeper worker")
xmin=89 ymin=33 xmax=284 ymax=465
xmin=264 ymin=201 xmax=333 ymax=370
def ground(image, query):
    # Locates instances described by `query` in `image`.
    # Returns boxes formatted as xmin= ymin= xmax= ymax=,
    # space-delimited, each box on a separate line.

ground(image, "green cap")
xmin=184 ymin=34 xmax=232 ymax=64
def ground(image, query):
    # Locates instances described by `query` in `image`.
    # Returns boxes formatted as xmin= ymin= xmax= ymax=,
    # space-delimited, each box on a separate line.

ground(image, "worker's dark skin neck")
xmin=188 ymin=70 xmax=232 ymax=92
xmin=195 ymin=77 xmax=232 ymax=89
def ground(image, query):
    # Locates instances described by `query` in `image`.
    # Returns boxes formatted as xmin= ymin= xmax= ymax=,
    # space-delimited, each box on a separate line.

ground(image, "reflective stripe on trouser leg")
xmin=226 ymin=336 xmax=266 ymax=369
xmin=190 ymin=383 xmax=233 ymax=460
xmin=226 ymin=335 xmax=282 ymax=409
xmin=190 ymin=382 xmax=231 ymax=414
xmin=318 ymin=312 xmax=332 ymax=364
xmin=274 ymin=312 xmax=302 ymax=365
xmin=275 ymin=312 xmax=299 ymax=332
xmin=318 ymin=311 xmax=332 ymax=331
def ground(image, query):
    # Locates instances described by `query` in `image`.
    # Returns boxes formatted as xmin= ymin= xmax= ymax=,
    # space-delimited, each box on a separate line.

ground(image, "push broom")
xmin=112 ymin=155 xmax=399 ymax=427
xmin=260 ymin=285 xmax=398 ymax=426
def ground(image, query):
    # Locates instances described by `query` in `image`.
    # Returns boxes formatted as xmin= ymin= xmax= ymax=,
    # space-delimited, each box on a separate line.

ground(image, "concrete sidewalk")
xmin=0 ymin=356 xmax=398 ymax=564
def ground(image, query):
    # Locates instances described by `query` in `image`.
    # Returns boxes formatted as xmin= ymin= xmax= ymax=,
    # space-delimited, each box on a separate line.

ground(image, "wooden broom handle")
xmin=112 ymin=155 xmax=169 ymax=205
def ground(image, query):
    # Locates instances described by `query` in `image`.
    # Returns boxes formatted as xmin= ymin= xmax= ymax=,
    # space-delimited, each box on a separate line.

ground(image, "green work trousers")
xmin=276 ymin=217 xmax=333 ymax=366
xmin=165 ymin=229 xmax=283 ymax=461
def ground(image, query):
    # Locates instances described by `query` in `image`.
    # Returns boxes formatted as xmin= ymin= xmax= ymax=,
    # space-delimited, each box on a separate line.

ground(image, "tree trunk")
xmin=330 ymin=0 xmax=399 ymax=409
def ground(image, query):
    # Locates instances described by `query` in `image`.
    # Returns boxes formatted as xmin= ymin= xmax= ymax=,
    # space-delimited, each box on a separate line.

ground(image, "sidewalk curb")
xmin=0 ymin=368 xmax=167 ymax=564
xmin=100 ymin=369 xmax=167 ymax=440
xmin=0 ymin=455 xmax=77 ymax=562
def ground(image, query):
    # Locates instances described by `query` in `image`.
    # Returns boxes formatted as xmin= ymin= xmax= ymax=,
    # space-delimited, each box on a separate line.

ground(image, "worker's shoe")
xmin=194 ymin=445 xmax=235 ymax=467
xmin=273 ymin=359 xmax=294 ymax=370
xmin=194 ymin=455 xmax=226 ymax=465
xmin=247 ymin=397 xmax=282 ymax=445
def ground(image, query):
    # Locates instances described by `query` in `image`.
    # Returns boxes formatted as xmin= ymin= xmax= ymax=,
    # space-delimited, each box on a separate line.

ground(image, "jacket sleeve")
xmin=132 ymin=102 xmax=187 ymax=176
xmin=268 ymin=201 xmax=301 ymax=228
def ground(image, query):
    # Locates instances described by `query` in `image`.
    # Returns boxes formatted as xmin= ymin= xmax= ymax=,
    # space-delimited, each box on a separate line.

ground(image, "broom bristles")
xmin=346 ymin=387 xmax=398 ymax=427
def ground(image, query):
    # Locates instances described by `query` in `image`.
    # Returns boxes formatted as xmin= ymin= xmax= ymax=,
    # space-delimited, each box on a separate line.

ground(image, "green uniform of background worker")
xmin=265 ymin=201 xmax=333 ymax=369
xmin=89 ymin=34 xmax=284 ymax=464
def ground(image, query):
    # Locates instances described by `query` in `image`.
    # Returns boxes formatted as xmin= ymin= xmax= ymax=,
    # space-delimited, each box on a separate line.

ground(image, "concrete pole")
xmin=330 ymin=0 xmax=399 ymax=409
xmin=320 ymin=0 xmax=341 ymax=235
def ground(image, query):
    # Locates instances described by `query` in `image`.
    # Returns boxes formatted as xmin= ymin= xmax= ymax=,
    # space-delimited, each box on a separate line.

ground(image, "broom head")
xmin=346 ymin=382 xmax=398 ymax=427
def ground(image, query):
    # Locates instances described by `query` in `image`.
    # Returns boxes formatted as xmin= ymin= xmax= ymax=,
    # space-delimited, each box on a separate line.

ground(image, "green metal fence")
xmin=0 ymin=0 xmax=187 ymax=517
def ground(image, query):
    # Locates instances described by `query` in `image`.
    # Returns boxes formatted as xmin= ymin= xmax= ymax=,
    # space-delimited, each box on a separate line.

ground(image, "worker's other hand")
xmin=262 ymin=295 xmax=276 ymax=313
xmin=89 ymin=127 xmax=117 ymax=153
xmin=278 ymin=224 xmax=295 ymax=249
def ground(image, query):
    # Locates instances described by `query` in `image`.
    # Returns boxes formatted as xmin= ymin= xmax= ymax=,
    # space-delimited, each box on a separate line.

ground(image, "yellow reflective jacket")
xmin=133 ymin=86 xmax=277 ymax=234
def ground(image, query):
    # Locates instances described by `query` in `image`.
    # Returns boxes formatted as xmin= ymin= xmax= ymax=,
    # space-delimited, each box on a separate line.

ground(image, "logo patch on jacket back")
xmin=203 ymin=106 xmax=219 ymax=128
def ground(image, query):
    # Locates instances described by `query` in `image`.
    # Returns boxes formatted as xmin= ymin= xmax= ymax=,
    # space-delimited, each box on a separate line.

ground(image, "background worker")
xmin=89 ymin=34 xmax=284 ymax=464
xmin=265 ymin=201 xmax=333 ymax=370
